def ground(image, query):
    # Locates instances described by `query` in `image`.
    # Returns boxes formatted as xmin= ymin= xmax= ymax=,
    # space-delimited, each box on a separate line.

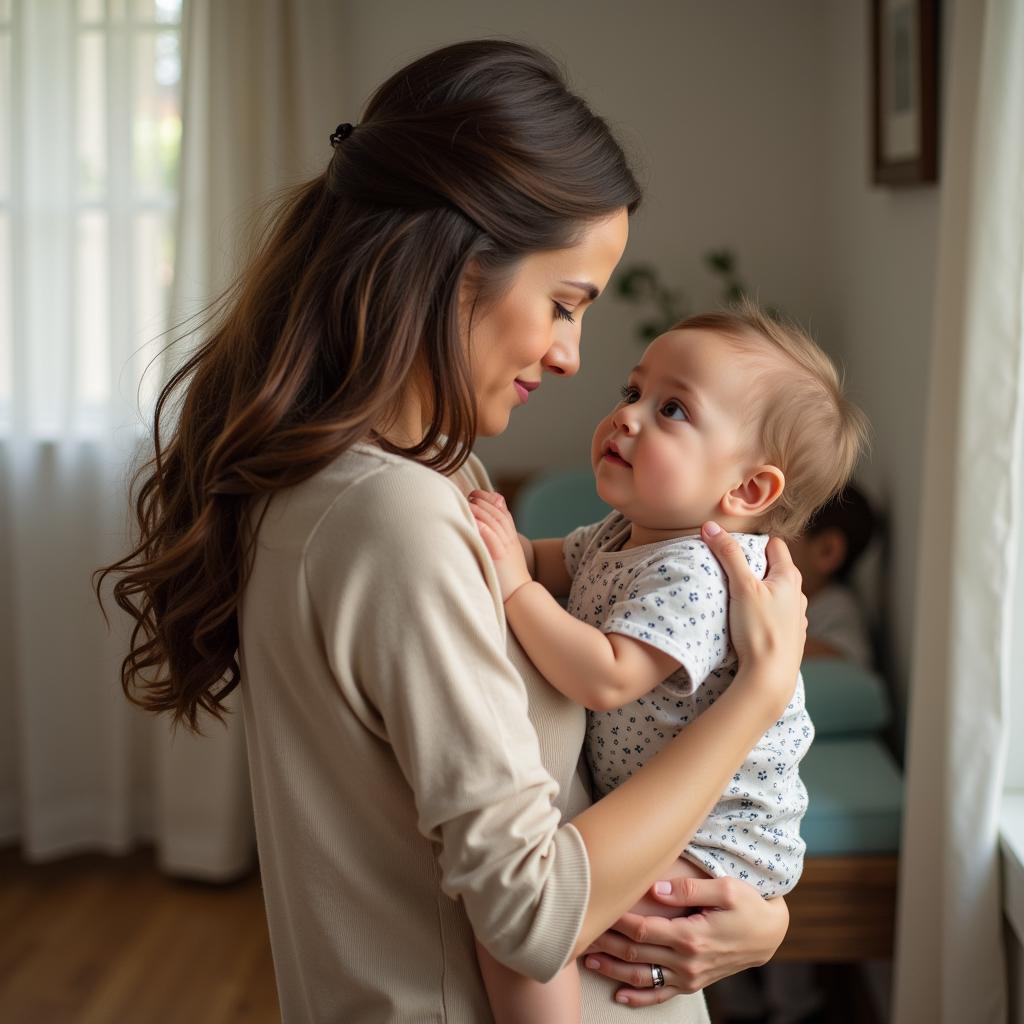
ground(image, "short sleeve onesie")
xmin=564 ymin=512 xmax=813 ymax=897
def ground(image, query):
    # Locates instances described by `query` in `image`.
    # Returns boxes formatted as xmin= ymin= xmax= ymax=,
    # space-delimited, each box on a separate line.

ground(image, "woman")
xmin=99 ymin=40 xmax=804 ymax=1021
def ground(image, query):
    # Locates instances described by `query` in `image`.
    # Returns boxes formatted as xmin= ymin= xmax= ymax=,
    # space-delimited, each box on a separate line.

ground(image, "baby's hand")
xmin=468 ymin=490 xmax=531 ymax=602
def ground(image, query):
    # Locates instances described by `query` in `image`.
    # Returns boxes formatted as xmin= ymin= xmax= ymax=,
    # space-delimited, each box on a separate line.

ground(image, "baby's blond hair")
xmin=671 ymin=300 xmax=870 ymax=541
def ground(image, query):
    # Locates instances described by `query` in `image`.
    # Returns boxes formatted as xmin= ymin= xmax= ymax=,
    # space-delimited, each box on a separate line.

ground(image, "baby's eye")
xmin=620 ymin=384 xmax=640 ymax=404
xmin=553 ymin=301 xmax=576 ymax=324
xmin=661 ymin=400 xmax=688 ymax=421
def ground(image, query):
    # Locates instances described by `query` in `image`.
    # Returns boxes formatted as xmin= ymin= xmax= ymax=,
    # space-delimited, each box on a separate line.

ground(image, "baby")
xmin=469 ymin=302 xmax=869 ymax=1022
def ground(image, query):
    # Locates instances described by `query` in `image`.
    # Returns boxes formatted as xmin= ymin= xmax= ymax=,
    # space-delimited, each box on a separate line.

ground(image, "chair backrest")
xmin=513 ymin=469 xmax=612 ymax=539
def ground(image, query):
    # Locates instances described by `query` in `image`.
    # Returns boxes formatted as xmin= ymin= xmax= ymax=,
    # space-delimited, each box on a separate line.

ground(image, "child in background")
xmin=790 ymin=484 xmax=877 ymax=668
xmin=469 ymin=302 xmax=869 ymax=1023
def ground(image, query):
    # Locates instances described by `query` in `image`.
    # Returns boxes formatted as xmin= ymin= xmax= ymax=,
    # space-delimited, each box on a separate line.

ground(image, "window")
xmin=4 ymin=0 xmax=183 ymax=437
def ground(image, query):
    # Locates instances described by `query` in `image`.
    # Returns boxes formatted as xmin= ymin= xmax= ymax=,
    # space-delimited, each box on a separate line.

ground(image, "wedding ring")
xmin=651 ymin=964 xmax=665 ymax=988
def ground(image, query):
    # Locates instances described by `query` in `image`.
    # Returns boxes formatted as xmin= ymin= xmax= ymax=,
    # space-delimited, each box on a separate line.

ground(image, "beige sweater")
xmin=240 ymin=444 xmax=708 ymax=1022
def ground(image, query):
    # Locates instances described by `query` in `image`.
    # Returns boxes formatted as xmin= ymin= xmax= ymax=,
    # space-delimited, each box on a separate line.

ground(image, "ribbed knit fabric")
xmin=239 ymin=444 xmax=708 ymax=1022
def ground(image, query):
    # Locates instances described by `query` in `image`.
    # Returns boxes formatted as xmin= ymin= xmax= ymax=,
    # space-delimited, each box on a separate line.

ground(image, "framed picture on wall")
xmin=871 ymin=0 xmax=939 ymax=185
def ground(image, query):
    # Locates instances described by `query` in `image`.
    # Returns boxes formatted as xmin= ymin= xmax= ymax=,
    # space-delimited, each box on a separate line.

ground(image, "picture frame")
xmin=871 ymin=0 xmax=939 ymax=186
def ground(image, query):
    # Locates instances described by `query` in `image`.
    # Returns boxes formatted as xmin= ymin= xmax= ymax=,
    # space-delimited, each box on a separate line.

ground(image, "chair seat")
xmin=801 ymin=658 xmax=892 ymax=737
xmin=802 ymin=737 xmax=903 ymax=856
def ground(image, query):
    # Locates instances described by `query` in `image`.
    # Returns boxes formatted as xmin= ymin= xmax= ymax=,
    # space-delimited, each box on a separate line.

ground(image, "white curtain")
xmin=1 ymin=0 xmax=348 ymax=879
xmin=157 ymin=0 xmax=350 ymax=878
xmin=893 ymin=0 xmax=1024 ymax=1020
xmin=1 ymin=0 xmax=186 ymax=864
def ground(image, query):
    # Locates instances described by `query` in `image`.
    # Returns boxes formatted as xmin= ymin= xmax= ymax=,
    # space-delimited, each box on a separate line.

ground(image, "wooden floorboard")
xmin=1 ymin=845 xmax=894 ymax=1021
xmin=0 ymin=846 xmax=280 ymax=1024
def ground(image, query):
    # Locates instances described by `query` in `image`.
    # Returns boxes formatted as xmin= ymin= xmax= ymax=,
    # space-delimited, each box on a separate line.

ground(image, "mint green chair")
xmin=513 ymin=469 xmax=611 ymax=539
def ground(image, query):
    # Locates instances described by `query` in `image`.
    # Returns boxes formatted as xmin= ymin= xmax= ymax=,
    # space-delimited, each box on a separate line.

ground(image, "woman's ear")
xmin=720 ymin=465 xmax=785 ymax=519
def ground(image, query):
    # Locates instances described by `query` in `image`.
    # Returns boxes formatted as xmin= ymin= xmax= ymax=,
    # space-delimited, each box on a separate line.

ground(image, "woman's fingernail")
xmin=585 ymin=957 xmax=600 ymax=969
xmin=655 ymin=881 xmax=672 ymax=894
xmin=704 ymin=521 xmax=722 ymax=536
xmin=616 ymin=994 xmax=630 ymax=1004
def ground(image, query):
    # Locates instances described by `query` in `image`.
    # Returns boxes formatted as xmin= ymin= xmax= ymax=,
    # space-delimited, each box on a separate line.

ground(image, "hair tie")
xmin=329 ymin=123 xmax=354 ymax=147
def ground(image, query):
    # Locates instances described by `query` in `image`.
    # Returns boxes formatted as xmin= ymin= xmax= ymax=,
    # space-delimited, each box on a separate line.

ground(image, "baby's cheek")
xmin=590 ymin=415 xmax=613 ymax=458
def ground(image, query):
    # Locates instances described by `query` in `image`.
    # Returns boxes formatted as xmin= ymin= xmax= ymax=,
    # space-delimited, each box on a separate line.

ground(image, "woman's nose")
xmin=542 ymin=334 xmax=581 ymax=378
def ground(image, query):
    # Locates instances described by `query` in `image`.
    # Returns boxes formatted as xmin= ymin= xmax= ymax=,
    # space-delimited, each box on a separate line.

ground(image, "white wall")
xmin=339 ymin=0 xmax=941 ymax=727
xmin=820 ymin=2 xmax=940 ymax=729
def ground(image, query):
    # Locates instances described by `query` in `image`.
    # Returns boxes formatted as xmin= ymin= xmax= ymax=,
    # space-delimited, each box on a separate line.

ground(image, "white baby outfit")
xmin=564 ymin=512 xmax=813 ymax=897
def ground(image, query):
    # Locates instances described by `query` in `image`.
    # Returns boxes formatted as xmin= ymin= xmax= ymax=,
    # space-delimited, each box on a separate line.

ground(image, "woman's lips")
xmin=513 ymin=379 xmax=539 ymax=403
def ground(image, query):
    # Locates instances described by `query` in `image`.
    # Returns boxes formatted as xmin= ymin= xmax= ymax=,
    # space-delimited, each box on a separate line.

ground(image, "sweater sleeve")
xmin=304 ymin=462 xmax=590 ymax=981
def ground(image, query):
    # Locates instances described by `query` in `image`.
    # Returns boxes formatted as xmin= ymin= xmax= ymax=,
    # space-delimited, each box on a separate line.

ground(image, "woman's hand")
xmin=581 ymin=875 xmax=790 ymax=1006
xmin=701 ymin=522 xmax=807 ymax=717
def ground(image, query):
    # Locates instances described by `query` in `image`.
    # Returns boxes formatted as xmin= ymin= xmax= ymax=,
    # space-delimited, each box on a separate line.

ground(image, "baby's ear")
xmin=720 ymin=465 xmax=785 ymax=520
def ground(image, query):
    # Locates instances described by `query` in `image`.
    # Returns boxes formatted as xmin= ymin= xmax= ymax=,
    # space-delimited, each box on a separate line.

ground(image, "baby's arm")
xmin=469 ymin=491 xmax=679 ymax=711
xmin=477 ymin=492 xmax=572 ymax=597
xmin=532 ymin=537 xmax=573 ymax=596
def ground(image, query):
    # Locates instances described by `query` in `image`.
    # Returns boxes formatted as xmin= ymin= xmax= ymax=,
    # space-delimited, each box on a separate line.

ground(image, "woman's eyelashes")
xmin=553 ymin=301 xmax=576 ymax=324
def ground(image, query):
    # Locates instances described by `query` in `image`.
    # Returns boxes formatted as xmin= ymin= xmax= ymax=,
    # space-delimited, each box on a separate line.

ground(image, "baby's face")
xmin=591 ymin=328 xmax=761 ymax=531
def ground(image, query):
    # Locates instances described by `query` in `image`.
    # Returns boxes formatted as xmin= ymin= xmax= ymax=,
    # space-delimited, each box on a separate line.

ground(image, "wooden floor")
xmin=0 ymin=847 xmax=280 ymax=1023
xmin=0 ymin=846 xmax=886 ymax=1023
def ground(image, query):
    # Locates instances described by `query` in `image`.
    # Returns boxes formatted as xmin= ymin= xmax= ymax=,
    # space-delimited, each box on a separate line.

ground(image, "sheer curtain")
xmin=892 ymin=0 xmax=1024 ymax=1019
xmin=1 ymin=0 xmax=188 ymax=863
xmin=1 ymin=0 xmax=349 ymax=878
xmin=158 ymin=0 xmax=351 ymax=878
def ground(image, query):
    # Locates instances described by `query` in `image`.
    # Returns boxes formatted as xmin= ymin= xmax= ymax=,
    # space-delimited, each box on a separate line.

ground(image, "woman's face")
xmin=464 ymin=209 xmax=629 ymax=437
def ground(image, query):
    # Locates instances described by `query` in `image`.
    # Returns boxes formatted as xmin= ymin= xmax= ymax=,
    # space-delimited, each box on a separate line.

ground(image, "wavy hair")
xmin=95 ymin=40 xmax=642 ymax=730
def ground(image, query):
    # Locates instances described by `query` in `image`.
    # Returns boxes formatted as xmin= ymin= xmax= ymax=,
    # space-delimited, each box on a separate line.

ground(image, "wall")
xmin=820 ymin=1 xmax=941 ymax=728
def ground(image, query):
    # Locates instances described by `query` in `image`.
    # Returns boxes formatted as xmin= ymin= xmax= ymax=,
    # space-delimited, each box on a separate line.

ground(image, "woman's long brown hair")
xmin=95 ymin=40 xmax=642 ymax=731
